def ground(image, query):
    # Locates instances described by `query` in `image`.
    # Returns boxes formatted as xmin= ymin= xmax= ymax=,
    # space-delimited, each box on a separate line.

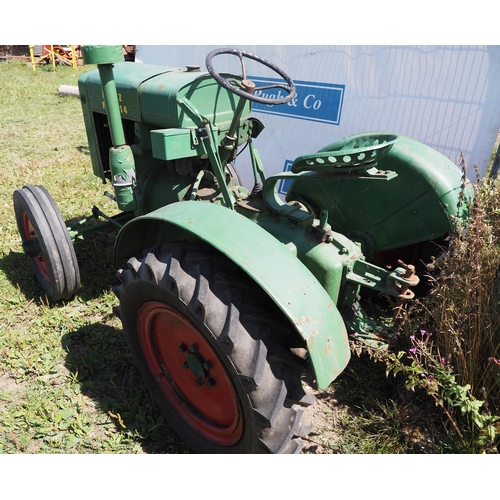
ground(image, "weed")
xmin=377 ymin=154 xmax=500 ymax=453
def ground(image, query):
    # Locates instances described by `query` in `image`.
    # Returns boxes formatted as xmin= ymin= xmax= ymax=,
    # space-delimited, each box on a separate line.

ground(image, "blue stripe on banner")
xmin=250 ymin=77 xmax=345 ymax=125
xmin=277 ymin=160 xmax=294 ymax=195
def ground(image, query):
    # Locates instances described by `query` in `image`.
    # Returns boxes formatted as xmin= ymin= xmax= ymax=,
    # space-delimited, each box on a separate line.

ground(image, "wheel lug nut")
xmin=179 ymin=343 xmax=187 ymax=353
xmin=182 ymin=362 xmax=189 ymax=369
xmin=189 ymin=344 xmax=198 ymax=353
xmin=207 ymin=378 xmax=216 ymax=387
xmin=195 ymin=377 xmax=204 ymax=386
xmin=203 ymin=361 xmax=212 ymax=370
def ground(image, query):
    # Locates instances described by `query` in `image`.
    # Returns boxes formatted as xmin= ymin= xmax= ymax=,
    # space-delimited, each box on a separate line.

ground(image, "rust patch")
xmin=323 ymin=337 xmax=332 ymax=355
xmin=307 ymin=329 xmax=320 ymax=348
xmin=293 ymin=316 xmax=327 ymax=340
xmin=294 ymin=315 xmax=311 ymax=327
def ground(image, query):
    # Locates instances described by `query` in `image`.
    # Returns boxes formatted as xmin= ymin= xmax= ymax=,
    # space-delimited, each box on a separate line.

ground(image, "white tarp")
xmin=136 ymin=45 xmax=500 ymax=189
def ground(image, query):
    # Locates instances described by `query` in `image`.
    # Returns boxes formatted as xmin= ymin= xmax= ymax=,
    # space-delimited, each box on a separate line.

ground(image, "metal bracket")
xmin=345 ymin=259 xmax=419 ymax=300
xmin=177 ymin=97 xmax=234 ymax=209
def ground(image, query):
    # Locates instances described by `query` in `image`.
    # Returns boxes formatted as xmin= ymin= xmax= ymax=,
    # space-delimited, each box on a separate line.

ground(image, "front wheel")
xmin=13 ymin=185 xmax=80 ymax=301
xmin=113 ymin=243 xmax=313 ymax=453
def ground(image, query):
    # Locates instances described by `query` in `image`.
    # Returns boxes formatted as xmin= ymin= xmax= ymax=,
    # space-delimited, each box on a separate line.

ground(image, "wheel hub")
xmin=23 ymin=235 xmax=42 ymax=257
xmin=180 ymin=343 xmax=216 ymax=387
xmin=138 ymin=301 xmax=244 ymax=446
xmin=21 ymin=211 xmax=49 ymax=280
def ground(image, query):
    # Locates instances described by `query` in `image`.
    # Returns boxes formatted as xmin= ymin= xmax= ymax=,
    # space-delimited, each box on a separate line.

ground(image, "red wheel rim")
xmin=138 ymin=301 xmax=244 ymax=446
xmin=21 ymin=211 xmax=50 ymax=282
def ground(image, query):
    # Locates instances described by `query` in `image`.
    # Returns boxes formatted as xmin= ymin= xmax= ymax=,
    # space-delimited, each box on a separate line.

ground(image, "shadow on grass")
xmin=72 ymin=234 xmax=117 ymax=301
xmin=0 ymin=233 xmax=120 ymax=306
xmin=0 ymin=250 xmax=45 ymax=302
xmin=61 ymin=322 xmax=192 ymax=454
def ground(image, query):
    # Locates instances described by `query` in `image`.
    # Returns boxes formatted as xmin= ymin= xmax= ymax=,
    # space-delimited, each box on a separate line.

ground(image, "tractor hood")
xmin=78 ymin=62 xmax=251 ymax=130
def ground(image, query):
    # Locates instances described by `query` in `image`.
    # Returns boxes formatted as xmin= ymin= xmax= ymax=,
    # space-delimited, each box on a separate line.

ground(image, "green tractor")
xmin=13 ymin=45 xmax=473 ymax=453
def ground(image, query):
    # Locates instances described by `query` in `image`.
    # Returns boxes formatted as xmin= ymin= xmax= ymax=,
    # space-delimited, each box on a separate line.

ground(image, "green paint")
xmin=114 ymin=201 xmax=351 ymax=389
xmin=287 ymin=133 xmax=473 ymax=258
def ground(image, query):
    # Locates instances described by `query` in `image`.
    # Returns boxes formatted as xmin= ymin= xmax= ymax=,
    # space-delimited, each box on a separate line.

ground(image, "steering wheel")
xmin=205 ymin=48 xmax=296 ymax=105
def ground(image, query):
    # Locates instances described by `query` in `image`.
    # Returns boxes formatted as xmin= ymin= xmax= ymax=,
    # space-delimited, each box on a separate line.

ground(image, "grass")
xmin=0 ymin=59 xmax=498 ymax=455
xmin=390 ymin=162 xmax=500 ymax=452
xmin=0 ymin=61 xmax=190 ymax=454
xmin=303 ymin=353 xmax=461 ymax=454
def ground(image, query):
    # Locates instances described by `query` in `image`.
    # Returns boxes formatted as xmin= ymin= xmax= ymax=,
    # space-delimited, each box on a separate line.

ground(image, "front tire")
xmin=13 ymin=185 xmax=80 ymax=301
xmin=113 ymin=243 xmax=313 ymax=453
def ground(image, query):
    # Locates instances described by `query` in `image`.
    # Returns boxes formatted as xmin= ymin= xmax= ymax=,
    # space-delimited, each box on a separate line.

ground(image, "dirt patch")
xmin=301 ymin=389 xmax=343 ymax=453
xmin=0 ymin=372 xmax=25 ymax=393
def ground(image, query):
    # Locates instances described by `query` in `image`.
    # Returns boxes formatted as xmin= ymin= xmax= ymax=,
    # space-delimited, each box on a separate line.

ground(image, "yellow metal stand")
xmin=30 ymin=45 xmax=77 ymax=72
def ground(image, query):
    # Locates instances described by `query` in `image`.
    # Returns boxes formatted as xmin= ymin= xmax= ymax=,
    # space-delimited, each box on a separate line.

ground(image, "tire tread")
xmin=114 ymin=242 xmax=310 ymax=453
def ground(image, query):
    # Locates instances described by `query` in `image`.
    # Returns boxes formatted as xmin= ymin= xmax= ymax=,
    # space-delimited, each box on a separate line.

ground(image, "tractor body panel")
xmin=114 ymin=200 xmax=351 ymax=389
xmin=79 ymin=63 xmax=178 ymax=121
xmin=286 ymin=133 xmax=473 ymax=261
xmin=78 ymin=62 xmax=251 ymax=186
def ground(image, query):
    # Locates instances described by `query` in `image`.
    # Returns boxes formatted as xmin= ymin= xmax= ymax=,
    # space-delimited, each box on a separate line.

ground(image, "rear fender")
xmin=286 ymin=133 xmax=473 ymax=258
xmin=114 ymin=201 xmax=350 ymax=389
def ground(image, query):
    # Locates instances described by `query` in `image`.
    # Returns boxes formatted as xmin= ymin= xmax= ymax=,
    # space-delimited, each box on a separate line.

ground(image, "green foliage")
xmin=312 ymin=353 xmax=449 ymax=454
xmin=381 ymin=156 xmax=500 ymax=453
xmin=384 ymin=340 xmax=499 ymax=452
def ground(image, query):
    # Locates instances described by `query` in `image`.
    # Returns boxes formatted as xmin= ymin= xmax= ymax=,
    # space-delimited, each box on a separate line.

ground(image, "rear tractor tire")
xmin=13 ymin=185 xmax=80 ymax=302
xmin=113 ymin=243 xmax=314 ymax=453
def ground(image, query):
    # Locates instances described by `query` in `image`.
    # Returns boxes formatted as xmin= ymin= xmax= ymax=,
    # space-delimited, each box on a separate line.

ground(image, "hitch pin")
xmin=392 ymin=260 xmax=419 ymax=318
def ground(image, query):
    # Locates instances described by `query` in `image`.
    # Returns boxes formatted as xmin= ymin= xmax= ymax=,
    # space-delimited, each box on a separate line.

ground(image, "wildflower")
xmin=409 ymin=347 xmax=417 ymax=354
xmin=410 ymin=335 xmax=415 ymax=341
xmin=419 ymin=329 xmax=432 ymax=336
